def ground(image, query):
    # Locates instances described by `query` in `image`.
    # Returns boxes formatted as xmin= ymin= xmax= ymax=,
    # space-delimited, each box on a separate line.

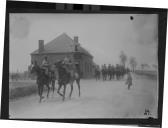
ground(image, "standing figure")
xmin=125 ymin=72 xmax=133 ymax=90
xmin=104 ymin=64 xmax=107 ymax=80
xmin=111 ymin=65 xmax=115 ymax=80
xmin=101 ymin=64 xmax=106 ymax=81
xmin=97 ymin=65 xmax=101 ymax=80
xmin=116 ymin=64 xmax=119 ymax=80
xmin=95 ymin=65 xmax=100 ymax=80
xmin=101 ymin=65 xmax=104 ymax=81
xmin=108 ymin=64 xmax=112 ymax=80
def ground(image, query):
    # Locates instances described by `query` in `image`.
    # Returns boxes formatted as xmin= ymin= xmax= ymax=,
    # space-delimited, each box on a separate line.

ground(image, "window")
xmin=73 ymin=4 xmax=83 ymax=10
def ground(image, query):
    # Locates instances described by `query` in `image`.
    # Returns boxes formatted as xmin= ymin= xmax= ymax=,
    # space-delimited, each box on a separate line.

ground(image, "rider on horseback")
xmin=62 ymin=56 xmax=70 ymax=72
xmin=41 ymin=56 xmax=49 ymax=75
xmin=62 ymin=56 xmax=77 ymax=78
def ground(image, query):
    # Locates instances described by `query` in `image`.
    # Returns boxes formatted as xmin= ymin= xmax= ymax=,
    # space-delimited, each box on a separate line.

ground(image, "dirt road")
xmin=9 ymin=73 xmax=158 ymax=119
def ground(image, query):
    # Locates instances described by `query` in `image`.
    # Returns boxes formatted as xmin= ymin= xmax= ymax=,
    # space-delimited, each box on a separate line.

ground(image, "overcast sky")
xmin=9 ymin=13 xmax=158 ymax=72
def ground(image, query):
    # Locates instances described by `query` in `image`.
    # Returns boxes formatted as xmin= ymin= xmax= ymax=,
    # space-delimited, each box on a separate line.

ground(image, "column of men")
xmin=95 ymin=64 xmax=129 ymax=81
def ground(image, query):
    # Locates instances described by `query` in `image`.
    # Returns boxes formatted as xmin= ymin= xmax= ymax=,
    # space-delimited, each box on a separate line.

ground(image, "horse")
xmin=30 ymin=63 xmax=52 ymax=103
xmin=55 ymin=61 xmax=81 ymax=101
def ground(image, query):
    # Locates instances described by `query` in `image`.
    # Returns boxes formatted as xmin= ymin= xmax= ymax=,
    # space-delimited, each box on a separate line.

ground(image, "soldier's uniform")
xmin=41 ymin=57 xmax=49 ymax=75
xmin=108 ymin=64 xmax=112 ymax=80
xmin=125 ymin=72 xmax=133 ymax=89
xmin=62 ymin=57 xmax=70 ymax=72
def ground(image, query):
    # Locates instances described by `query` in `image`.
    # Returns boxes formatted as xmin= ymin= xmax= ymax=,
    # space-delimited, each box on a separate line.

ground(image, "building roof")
xmin=31 ymin=33 xmax=92 ymax=58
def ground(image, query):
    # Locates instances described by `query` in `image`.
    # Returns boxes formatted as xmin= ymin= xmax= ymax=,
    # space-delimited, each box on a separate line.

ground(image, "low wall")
xmin=135 ymin=70 xmax=157 ymax=79
xmin=9 ymin=81 xmax=38 ymax=100
xmin=9 ymin=85 xmax=37 ymax=100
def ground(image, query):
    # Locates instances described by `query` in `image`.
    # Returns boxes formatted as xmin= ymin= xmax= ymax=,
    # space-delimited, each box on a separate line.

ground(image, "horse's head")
xmin=29 ymin=61 xmax=40 ymax=74
xmin=55 ymin=60 xmax=63 ymax=69
xmin=29 ymin=64 xmax=35 ymax=74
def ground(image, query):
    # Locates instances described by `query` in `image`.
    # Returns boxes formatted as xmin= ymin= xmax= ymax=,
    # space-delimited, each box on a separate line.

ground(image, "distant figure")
xmin=41 ymin=56 xmax=49 ymax=75
xmin=95 ymin=65 xmax=101 ymax=80
xmin=108 ymin=64 xmax=112 ymax=80
xmin=101 ymin=64 xmax=107 ymax=81
xmin=125 ymin=72 xmax=133 ymax=90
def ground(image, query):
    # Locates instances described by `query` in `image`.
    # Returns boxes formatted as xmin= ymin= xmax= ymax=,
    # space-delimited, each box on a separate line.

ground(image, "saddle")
xmin=41 ymin=66 xmax=49 ymax=76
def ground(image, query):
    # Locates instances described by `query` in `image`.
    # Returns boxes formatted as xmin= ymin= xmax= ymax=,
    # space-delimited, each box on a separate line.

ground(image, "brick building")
xmin=30 ymin=33 xmax=95 ymax=78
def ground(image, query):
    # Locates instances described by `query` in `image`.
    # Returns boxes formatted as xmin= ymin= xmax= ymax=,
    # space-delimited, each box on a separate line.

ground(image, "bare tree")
xmin=129 ymin=57 xmax=137 ymax=72
xmin=119 ymin=51 xmax=127 ymax=68
xmin=141 ymin=64 xmax=145 ymax=70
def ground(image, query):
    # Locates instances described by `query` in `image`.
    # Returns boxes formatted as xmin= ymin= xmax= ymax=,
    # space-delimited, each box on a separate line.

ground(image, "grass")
xmin=9 ymin=80 xmax=52 ymax=100
xmin=135 ymin=70 xmax=157 ymax=80
xmin=9 ymin=84 xmax=37 ymax=100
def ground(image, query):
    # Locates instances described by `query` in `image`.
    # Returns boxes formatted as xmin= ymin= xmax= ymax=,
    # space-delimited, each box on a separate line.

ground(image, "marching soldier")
xmin=108 ymin=64 xmax=112 ymax=80
xmin=103 ymin=64 xmax=107 ymax=80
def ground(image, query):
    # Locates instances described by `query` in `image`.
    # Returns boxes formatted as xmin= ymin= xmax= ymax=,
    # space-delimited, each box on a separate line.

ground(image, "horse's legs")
xmin=110 ymin=73 xmax=112 ymax=80
xmin=46 ymin=84 xmax=50 ymax=98
xmin=38 ymin=84 xmax=40 ymax=96
xmin=41 ymin=85 xmax=44 ymax=97
xmin=39 ymin=85 xmax=44 ymax=103
xmin=57 ymin=83 xmax=63 ymax=97
xmin=128 ymin=85 xmax=130 ymax=90
xmin=63 ymin=84 xmax=66 ymax=101
xmin=57 ymin=82 xmax=61 ymax=92
xmin=52 ymin=80 xmax=55 ymax=94
xmin=128 ymin=84 xmax=131 ymax=90
xmin=96 ymin=75 xmax=98 ymax=81
xmin=76 ymin=79 xmax=81 ymax=97
xmin=69 ymin=81 xmax=74 ymax=99
xmin=38 ymin=84 xmax=42 ymax=103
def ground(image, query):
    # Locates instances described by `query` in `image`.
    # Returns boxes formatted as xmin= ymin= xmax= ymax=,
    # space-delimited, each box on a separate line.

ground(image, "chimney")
xmin=74 ymin=36 xmax=80 ymax=52
xmin=39 ymin=40 xmax=44 ymax=53
xmin=74 ymin=36 xmax=78 ymax=44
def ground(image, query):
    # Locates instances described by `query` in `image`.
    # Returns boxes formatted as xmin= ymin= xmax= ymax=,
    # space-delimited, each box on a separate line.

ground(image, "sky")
xmin=9 ymin=13 xmax=158 ymax=72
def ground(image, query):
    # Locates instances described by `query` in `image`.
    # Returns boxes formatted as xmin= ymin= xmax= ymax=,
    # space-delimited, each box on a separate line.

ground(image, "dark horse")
xmin=55 ymin=61 xmax=81 ymax=101
xmin=30 ymin=63 xmax=52 ymax=103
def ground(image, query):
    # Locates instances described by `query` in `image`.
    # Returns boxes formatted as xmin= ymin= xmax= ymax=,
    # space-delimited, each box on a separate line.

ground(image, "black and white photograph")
xmin=9 ymin=13 xmax=159 ymax=119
